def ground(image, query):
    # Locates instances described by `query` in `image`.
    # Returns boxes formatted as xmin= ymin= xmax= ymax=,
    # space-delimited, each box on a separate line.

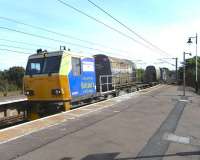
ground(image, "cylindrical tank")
xmin=144 ymin=65 xmax=161 ymax=83
xmin=94 ymin=54 xmax=136 ymax=92
xmin=160 ymin=67 xmax=169 ymax=82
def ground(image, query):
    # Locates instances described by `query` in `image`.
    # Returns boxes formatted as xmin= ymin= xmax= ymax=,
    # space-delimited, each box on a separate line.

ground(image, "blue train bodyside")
xmin=68 ymin=57 xmax=96 ymax=101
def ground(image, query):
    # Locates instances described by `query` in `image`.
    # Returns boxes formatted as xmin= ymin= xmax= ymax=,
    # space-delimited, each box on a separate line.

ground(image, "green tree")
xmin=0 ymin=78 xmax=9 ymax=95
xmin=136 ymin=68 xmax=144 ymax=82
xmin=6 ymin=66 xmax=25 ymax=89
xmin=179 ymin=56 xmax=200 ymax=90
xmin=0 ymin=66 xmax=25 ymax=94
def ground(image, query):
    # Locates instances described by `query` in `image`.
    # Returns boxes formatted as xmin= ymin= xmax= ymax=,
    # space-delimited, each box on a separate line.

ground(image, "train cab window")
xmin=43 ymin=56 xmax=61 ymax=74
xmin=26 ymin=58 xmax=43 ymax=75
xmin=31 ymin=63 xmax=41 ymax=74
xmin=72 ymin=57 xmax=81 ymax=76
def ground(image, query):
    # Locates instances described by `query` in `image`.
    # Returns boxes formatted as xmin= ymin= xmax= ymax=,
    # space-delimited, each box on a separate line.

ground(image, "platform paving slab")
xmin=0 ymin=85 xmax=198 ymax=160
xmin=163 ymin=88 xmax=200 ymax=160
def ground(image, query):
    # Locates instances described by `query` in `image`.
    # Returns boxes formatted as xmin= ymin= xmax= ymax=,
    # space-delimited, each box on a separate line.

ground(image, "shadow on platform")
xmin=60 ymin=150 xmax=200 ymax=160
xmin=59 ymin=150 xmax=200 ymax=160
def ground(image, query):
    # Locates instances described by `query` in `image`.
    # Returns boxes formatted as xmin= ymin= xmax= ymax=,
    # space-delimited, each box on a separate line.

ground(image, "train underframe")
xmin=26 ymin=83 xmax=140 ymax=120
xmin=0 ymin=82 xmax=159 ymax=127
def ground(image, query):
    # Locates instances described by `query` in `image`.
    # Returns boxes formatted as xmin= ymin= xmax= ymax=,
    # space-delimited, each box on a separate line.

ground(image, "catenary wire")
xmin=56 ymin=0 xmax=176 ymax=67
xmin=56 ymin=0 xmax=159 ymax=53
xmin=0 ymin=48 xmax=30 ymax=54
xmin=0 ymin=38 xmax=57 ymax=50
xmin=0 ymin=26 xmax=130 ymax=58
xmin=87 ymin=0 xmax=172 ymax=57
xmin=0 ymin=16 xmax=133 ymax=54
xmin=0 ymin=15 xmax=171 ymax=64
xmin=0 ymin=44 xmax=34 ymax=51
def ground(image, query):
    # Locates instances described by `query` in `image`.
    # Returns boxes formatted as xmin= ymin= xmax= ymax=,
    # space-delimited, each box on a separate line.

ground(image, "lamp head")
xmin=187 ymin=38 xmax=193 ymax=44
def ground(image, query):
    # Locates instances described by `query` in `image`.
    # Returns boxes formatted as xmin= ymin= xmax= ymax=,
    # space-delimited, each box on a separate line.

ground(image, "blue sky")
xmin=0 ymin=0 xmax=200 ymax=70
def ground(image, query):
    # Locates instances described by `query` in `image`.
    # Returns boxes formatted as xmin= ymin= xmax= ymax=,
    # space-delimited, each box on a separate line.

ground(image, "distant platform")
xmin=0 ymin=95 xmax=27 ymax=106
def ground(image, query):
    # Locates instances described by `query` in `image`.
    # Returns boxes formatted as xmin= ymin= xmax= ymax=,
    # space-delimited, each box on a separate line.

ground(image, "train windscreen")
xmin=25 ymin=55 xmax=61 ymax=75
xmin=43 ymin=56 xmax=61 ymax=74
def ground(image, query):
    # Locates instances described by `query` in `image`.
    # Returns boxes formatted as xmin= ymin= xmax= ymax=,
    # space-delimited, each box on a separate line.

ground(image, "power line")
xmin=0 ymin=26 xmax=131 ymax=59
xmin=0 ymin=16 xmax=168 ymax=62
xmin=0 ymin=39 xmax=147 ymax=64
xmin=0 ymin=16 xmax=131 ymax=54
xmin=0 ymin=38 xmax=90 ymax=57
xmin=0 ymin=48 xmax=149 ymax=69
xmin=0 ymin=39 xmax=147 ymax=62
xmin=0 ymin=44 xmax=34 ymax=51
xmin=87 ymin=0 xmax=172 ymax=57
xmin=0 ymin=38 xmax=57 ymax=50
xmin=158 ymin=61 xmax=175 ymax=66
xmin=56 ymin=0 xmax=157 ymax=53
xmin=0 ymin=16 xmax=96 ymax=45
xmin=0 ymin=48 xmax=30 ymax=54
xmin=0 ymin=38 xmax=156 ymax=66
xmin=0 ymin=4 xmax=172 ymax=65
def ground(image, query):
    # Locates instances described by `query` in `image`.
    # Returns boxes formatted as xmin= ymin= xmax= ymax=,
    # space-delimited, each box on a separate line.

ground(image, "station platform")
xmin=0 ymin=85 xmax=199 ymax=160
xmin=0 ymin=95 xmax=27 ymax=106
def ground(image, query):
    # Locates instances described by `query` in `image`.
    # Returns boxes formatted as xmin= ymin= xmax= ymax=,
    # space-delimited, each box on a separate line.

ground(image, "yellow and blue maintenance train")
xmin=23 ymin=48 xmax=137 ymax=119
xmin=23 ymin=47 xmax=170 ymax=120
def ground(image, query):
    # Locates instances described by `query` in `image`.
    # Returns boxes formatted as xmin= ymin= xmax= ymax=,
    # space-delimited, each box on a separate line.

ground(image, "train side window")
xmin=72 ymin=57 xmax=81 ymax=76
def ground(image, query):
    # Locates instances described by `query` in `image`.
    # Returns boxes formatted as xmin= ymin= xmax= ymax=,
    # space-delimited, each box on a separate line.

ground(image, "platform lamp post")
xmin=183 ymin=52 xmax=192 ymax=96
xmin=187 ymin=33 xmax=198 ymax=93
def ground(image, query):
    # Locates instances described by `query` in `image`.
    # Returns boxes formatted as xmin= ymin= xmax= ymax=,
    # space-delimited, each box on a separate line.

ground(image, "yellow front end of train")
xmin=23 ymin=50 xmax=72 ymax=119
xmin=24 ymin=75 xmax=70 ymax=102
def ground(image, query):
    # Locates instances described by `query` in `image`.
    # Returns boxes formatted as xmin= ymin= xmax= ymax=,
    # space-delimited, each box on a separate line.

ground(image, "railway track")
xmin=0 ymin=114 xmax=26 ymax=128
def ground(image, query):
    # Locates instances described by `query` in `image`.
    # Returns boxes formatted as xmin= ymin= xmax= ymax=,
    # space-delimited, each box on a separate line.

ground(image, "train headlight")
xmin=52 ymin=89 xmax=64 ymax=96
xmin=25 ymin=90 xmax=34 ymax=96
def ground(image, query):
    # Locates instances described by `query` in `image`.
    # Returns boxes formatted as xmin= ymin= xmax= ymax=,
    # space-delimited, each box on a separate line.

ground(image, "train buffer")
xmin=0 ymin=84 xmax=199 ymax=160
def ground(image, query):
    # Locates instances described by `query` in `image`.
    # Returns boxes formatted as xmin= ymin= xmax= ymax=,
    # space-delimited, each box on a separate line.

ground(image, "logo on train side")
xmin=81 ymin=82 xmax=95 ymax=89
xmin=82 ymin=61 xmax=94 ymax=72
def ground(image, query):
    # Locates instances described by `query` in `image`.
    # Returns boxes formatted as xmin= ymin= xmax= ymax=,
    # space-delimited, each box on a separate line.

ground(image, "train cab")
xmin=23 ymin=49 xmax=96 ymax=119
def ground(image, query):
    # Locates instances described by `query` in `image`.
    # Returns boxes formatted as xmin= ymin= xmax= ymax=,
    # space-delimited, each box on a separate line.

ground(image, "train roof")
xmin=94 ymin=54 xmax=136 ymax=66
xmin=28 ymin=50 xmax=93 ymax=59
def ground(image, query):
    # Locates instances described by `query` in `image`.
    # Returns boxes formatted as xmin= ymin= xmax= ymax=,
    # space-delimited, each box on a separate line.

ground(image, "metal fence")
xmin=99 ymin=75 xmax=136 ymax=94
xmin=99 ymin=75 xmax=115 ymax=94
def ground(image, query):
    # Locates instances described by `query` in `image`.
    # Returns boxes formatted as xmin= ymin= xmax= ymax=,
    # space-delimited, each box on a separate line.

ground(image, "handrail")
xmin=99 ymin=75 xmax=136 ymax=94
